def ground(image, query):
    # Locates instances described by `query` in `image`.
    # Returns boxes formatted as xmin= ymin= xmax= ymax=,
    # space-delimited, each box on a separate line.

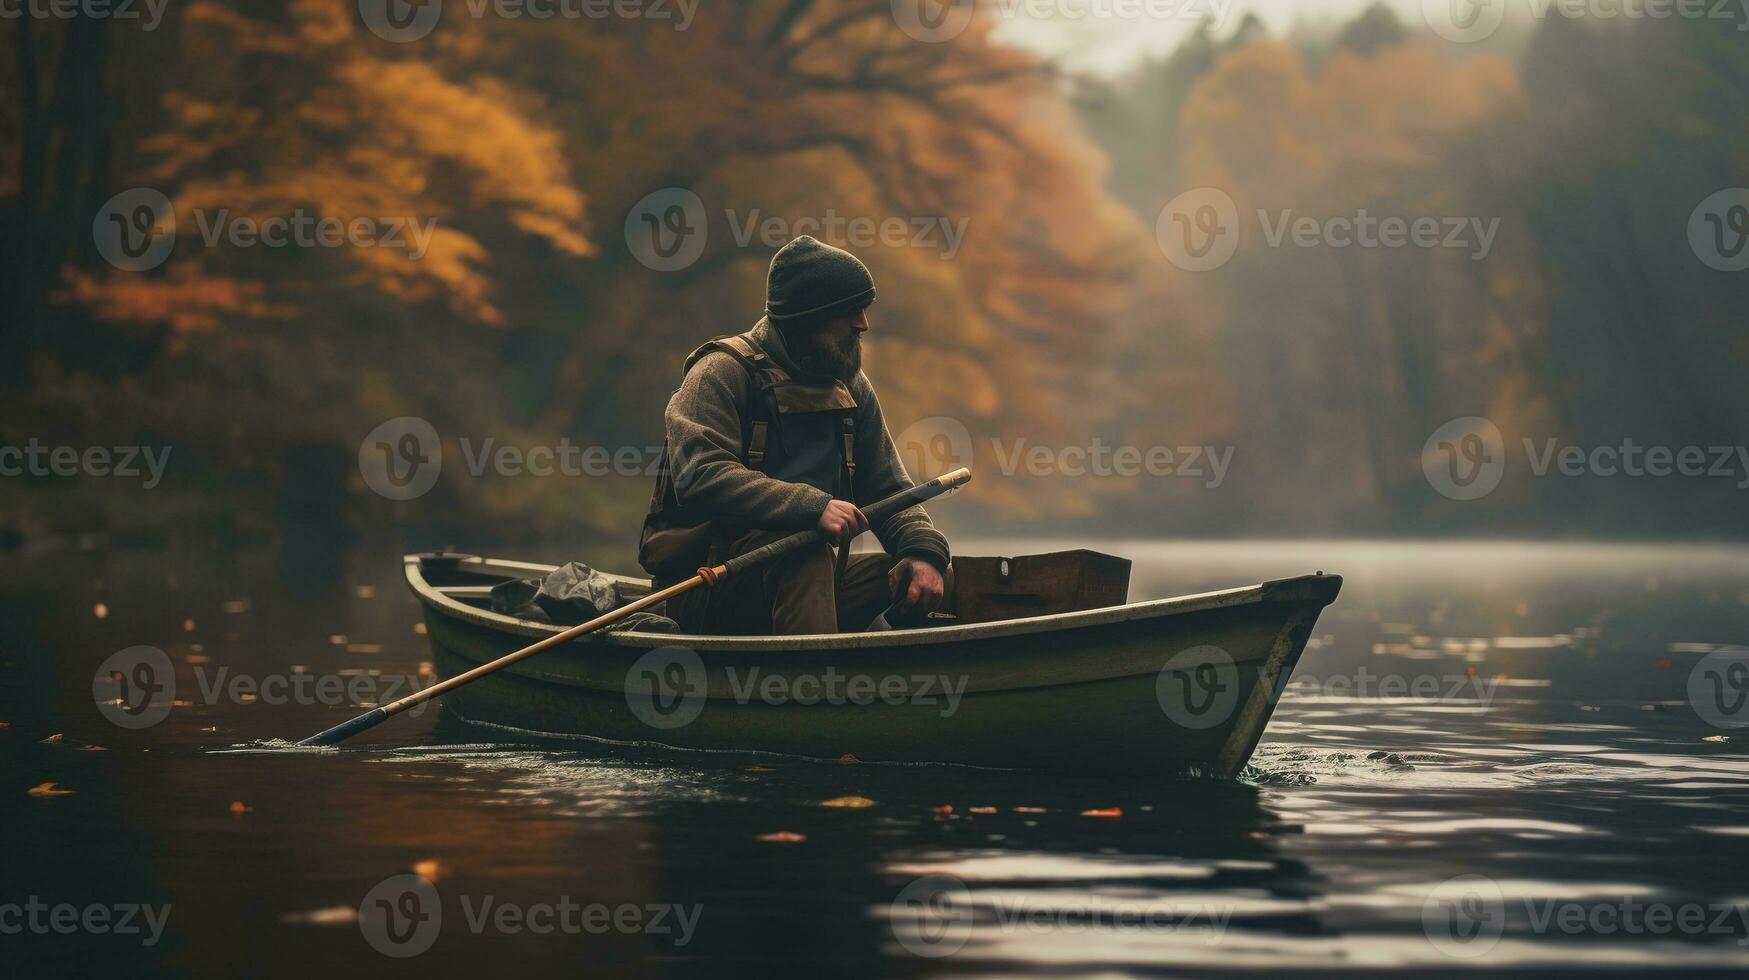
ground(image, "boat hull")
xmin=408 ymin=555 xmax=1340 ymax=777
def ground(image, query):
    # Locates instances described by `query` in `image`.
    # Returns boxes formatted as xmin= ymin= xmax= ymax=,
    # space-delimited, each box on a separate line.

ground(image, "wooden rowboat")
xmin=405 ymin=552 xmax=1341 ymax=777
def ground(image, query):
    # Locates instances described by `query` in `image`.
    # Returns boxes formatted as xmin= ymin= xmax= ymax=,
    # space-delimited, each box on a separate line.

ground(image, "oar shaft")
xmin=381 ymin=574 xmax=711 ymax=717
xmin=296 ymin=466 xmax=972 ymax=747
xmin=296 ymin=573 xmax=715 ymax=746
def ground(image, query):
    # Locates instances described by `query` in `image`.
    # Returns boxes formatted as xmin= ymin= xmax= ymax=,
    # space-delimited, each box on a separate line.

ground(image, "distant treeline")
xmin=0 ymin=2 xmax=1744 ymax=544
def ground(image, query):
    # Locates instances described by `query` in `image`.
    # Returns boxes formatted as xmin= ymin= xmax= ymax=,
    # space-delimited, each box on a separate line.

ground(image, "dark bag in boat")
xmin=490 ymin=562 xmax=678 ymax=633
xmin=949 ymin=550 xmax=1131 ymax=624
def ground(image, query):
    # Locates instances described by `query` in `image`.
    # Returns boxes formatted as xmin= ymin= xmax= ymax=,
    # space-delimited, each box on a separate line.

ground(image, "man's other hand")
xmin=898 ymin=558 xmax=946 ymax=612
xmin=817 ymin=499 xmax=870 ymax=546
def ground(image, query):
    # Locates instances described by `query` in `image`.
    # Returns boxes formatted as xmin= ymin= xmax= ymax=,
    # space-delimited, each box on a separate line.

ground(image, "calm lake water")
xmin=4 ymin=539 xmax=1748 ymax=977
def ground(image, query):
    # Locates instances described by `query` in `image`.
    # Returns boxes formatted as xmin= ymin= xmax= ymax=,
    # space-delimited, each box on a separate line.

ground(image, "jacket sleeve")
xmin=850 ymin=374 xmax=952 ymax=572
xmin=665 ymin=352 xmax=833 ymax=529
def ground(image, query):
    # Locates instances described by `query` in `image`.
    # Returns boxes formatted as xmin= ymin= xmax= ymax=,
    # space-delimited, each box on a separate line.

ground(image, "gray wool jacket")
xmin=662 ymin=319 xmax=951 ymax=572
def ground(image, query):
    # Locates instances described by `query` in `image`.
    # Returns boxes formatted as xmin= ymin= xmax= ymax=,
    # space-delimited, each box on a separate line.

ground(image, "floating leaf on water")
xmin=229 ymin=800 xmax=253 ymax=814
xmin=28 ymin=782 xmax=73 ymax=797
xmin=222 ymin=600 xmax=251 ymax=614
xmin=1655 ymin=658 xmax=1672 ymax=670
xmin=929 ymin=805 xmax=953 ymax=814
xmin=329 ymin=635 xmax=348 ymax=646
xmin=969 ymin=806 xmax=997 ymax=814
xmin=819 ymin=796 xmax=875 ymax=808
xmin=744 ymin=766 xmax=775 ymax=773
xmin=411 ymin=858 xmax=443 ymax=882
xmin=1703 ymin=735 xmax=1730 ymax=743
xmin=1013 ymin=806 xmax=1046 ymax=813
xmin=346 ymin=644 xmax=384 ymax=655
xmin=183 ymin=618 xmax=196 ymax=632
xmin=187 ymin=655 xmax=210 ymax=665
xmin=836 ymin=753 xmax=860 ymax=765
xmin=201 ymin=726 xmax=219 ymax=733
xmin=756 ymin=831 xmax=806 ymax=843
xmin=1080 ymin=807 xmax=1123 ymax=819
xmin=355 ymin=586 xmax=377 ymax=599
xmin=93 ymin=603 xmax=109 ymax=619
xmin=0 ymin=722 xmax=10 ymax=729
xmin=413 ymin=623 xmax=427 ymax=635
xmin=41 ymin=733 xmax=63 ymax=743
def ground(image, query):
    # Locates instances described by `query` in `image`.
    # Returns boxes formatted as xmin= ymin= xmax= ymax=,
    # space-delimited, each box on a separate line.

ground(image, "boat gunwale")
xmin=404 ymin=554 xmax=1341 ymax=651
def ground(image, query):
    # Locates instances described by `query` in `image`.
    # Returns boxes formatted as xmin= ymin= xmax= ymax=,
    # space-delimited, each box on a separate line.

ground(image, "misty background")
xmin=2 ymin=0 xmax=1745 ymax=554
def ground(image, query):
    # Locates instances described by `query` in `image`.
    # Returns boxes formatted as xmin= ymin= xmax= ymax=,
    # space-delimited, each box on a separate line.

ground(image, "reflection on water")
xmin=2 ymin=540 xmax=1747 ymax=976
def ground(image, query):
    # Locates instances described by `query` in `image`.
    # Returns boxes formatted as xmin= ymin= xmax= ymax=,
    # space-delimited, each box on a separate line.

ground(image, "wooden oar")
xmin=297 ymin=467 xmax=972 ymax=746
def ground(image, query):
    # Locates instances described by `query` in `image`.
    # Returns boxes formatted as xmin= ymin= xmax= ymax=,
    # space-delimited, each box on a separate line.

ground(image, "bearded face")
xmin=785 ymin=309 xmax=867 ymax=382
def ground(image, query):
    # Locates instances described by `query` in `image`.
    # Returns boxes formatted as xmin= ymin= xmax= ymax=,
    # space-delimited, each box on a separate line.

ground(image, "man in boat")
xmin=641 ymin=235 xmax=951 ymax=635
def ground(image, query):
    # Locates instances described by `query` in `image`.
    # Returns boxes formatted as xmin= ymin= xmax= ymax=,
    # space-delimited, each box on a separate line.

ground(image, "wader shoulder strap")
xmin=681 ymin=331 xmax=786 ymax=469
xmin=842 ymin=416 xmax=856 ymax=480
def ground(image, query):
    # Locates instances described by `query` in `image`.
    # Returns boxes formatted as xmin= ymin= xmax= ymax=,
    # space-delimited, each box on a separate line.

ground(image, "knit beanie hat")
xmin=764 ymin=236 xmax=876 ymax=323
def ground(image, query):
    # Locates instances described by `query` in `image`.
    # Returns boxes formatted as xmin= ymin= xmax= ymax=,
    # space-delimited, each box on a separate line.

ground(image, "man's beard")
xmin=791 ymin=326 xmax=862 ymax=382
